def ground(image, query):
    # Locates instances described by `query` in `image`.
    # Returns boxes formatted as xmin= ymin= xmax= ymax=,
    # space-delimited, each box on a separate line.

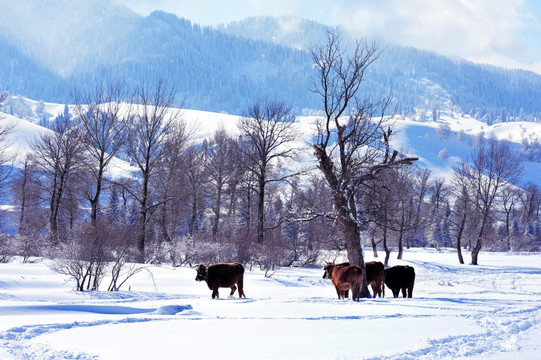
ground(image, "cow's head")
xmin=322 ymin=263 xmax=335 ymax=279
xmin=195 ymin=264 xmax=208 ymax=282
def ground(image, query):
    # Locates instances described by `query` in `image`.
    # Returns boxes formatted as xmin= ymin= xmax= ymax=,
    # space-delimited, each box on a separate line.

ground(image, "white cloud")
xmin=333 ymin=0 xmax=541 ymax=73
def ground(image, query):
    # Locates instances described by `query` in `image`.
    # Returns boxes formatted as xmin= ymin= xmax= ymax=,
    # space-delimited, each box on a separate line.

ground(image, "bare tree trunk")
xmin=383 ymin=226 xmax=391 ymax=267
xmin=370 ymin=230 xmax=378 ymax=258
xmin=160 ymin=203 xmax=171 ymax=242
xmin=340 ymin=216 xmax=370 ymax=298
xmin=212 ymin=178 xmax=223 ymax=238
xmin=18 ymin=158 xmax=29 ymax=234
xmin=257 ymin=171 xmax=265 ymax=243
xmin=138 ymin=170 xmax=150 ymax=258
xmin=188 ymin=191 xmax=197 ymax=237
xmin=471 ymin=213 xmax=488 ymax=265
xmin=397 ymin=210 xmax=406 ymax=259
xmin=456 ymin=212 xmax=466 ymax=264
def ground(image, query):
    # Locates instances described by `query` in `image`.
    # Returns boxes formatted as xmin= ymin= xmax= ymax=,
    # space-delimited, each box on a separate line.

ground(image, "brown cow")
xmin=384 ymin=265 xmax=415 ymax=298
xmin=332 ymin=261 xmax=385 ymax=298
xmin=323 ymin=263 xmax=364 ymax=301
xmin=195 ymin=263 xmax=246 ymax=299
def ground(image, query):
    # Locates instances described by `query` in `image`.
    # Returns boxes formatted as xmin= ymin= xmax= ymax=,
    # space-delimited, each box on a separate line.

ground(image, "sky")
xmin=117 ymin=0 xmax=541 ymax=75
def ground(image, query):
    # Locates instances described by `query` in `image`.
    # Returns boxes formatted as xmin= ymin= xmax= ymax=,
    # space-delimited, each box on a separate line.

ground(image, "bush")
xmin=49 ymin=222 xmax=142 ymax=291
xmin=0 ymin=234 xmax=14 ymax=263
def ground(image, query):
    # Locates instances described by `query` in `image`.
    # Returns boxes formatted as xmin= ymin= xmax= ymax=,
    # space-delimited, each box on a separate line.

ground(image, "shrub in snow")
xmin=49 ymin=222 xmax=142 ymax=291
xmin=0 ymin=234 xmax=14 ymax=263
xmin=436 ymin=123 xmax=451 ymax=139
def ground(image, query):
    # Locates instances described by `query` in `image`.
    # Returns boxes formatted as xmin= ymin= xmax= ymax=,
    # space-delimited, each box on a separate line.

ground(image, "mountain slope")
xmin=223 ymin=17 xmax=541 ymax=119
xmin=0 ymin=2 xmax=540 ymax=119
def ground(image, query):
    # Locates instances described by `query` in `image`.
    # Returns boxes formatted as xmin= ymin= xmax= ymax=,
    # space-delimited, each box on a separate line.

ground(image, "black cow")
xmin=384 ymin=265 xmax=415 ymax=298
xmin=195 ymin=263 xmax=246 ymax=299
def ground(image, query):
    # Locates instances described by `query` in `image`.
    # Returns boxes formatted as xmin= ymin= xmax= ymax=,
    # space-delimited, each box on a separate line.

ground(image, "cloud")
xmin=334 ymin=0 xmax=540 ymax=73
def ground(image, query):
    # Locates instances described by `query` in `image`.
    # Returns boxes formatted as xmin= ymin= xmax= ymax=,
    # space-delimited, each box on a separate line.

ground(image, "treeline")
xmin=0 ymin=82 xmax=540 ymax=286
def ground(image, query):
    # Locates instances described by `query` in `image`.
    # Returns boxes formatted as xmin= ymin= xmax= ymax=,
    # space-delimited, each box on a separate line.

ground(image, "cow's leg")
xmin=408 ymin=285 xmax=413 ymax=298
xmin=229 ymin=285 xmax=237 ymax=297
xmin=392 ymin=289 xmax=399 ymax=298
xmin=401 ymin=287 xmax=407 ymax=298
xmin=212 ymin=285 xmax=220 ymax=299
xmin=352 ymin=284 xmax=361 ymax=301
xmin=344 ymin=290 xmax=349 ymax=298
xmin=237 ymin=278 xmax=246 ymax=298
xmin=371 ymin=282 xmax=381 ymax=298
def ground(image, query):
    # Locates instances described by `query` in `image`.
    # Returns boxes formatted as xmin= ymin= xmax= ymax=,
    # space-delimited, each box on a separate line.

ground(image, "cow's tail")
xmin=382 ymin=270 xmax=385 ymax=298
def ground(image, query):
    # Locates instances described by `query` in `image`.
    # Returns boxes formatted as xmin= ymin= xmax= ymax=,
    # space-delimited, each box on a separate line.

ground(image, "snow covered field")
xmin=1 ymin=249 xmax=541 ymax=359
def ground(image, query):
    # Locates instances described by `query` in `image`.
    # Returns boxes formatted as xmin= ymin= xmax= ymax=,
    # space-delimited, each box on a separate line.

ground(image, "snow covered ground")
xmin=1 ymin=249 xmax=541 ymax=359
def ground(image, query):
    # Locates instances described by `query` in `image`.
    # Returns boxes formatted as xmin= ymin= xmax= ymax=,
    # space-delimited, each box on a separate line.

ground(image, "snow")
xmin=1 ymin=249 xmax=541 ymax=359
xmin=390 ymin=114 xmax=541 ymax=184
xmin=2 ymin=96 xmax=540 ymax=187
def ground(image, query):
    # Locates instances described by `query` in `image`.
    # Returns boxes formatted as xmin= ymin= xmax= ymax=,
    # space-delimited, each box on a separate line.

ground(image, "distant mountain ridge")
xmin=0 ymin=0 xmax=540 ymax=120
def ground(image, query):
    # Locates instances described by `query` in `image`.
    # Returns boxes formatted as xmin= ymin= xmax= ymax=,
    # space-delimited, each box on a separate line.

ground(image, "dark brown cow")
xmin=332 ymin=261 xmax=385 ymax=298
xmin=323 ymin=263 xmax=364 ymax=301
xmin=365 ymin=261 xmax=385 ymax=298
xmin=195 ymin=263 xmax=246 ymax=299
xmin=384 ymin=265 xmax=415 ymax=298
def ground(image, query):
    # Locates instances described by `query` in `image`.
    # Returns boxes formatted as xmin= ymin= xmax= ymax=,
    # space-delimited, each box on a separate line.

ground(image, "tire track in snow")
xmin=0 ymin=305 xmax=194 ymax=359
xmin=365 ymin=304 xmax=541 ymax=360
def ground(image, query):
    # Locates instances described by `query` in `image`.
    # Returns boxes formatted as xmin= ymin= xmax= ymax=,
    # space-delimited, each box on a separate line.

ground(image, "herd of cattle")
xmin=195 ymin=261 xmax=415 ymax=300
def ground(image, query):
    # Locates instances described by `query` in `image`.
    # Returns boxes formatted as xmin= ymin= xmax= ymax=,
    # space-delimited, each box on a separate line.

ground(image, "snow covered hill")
xmin=1 ymin=248 xmax=540 ymax=359
xmin=390 ymin=112 xmax=541 ymax=185
xmin=2 ymin=97 xmax=539 ymax=188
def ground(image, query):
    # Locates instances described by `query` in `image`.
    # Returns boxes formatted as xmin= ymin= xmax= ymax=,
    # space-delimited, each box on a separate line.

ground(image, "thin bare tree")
xmin=456 ymin=135 xmax=523 ymax=265
xmin=122 ymin=80 xmax=182 ymax=259
xmin=206 ymin=128 xmax=237 ymax=238
xmin=499 ymin=184 xmax=522 ymax=251
xmin=30 ymin=117 xmax=86 ymax=243
xmin=154 ymin=121 xmax=192 ymax=242
xmin=237 ymin=101 xmax=299 ymax=243
xmin=451 ymin=163 xmax=473 ymax=264
xmin=0 ymin=90 xmax=17 ymax=191
xmin=73 ymin=81 xmax=131 ymax=224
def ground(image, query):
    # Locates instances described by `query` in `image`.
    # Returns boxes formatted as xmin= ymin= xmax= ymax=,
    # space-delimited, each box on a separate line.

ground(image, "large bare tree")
xmin=310 ymin=31 xmax=417 ymax=295
xmin=73 ymin=82 xmax=131 ymax=224
xmin=237 ymin=101 xmax=299 ymax=243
